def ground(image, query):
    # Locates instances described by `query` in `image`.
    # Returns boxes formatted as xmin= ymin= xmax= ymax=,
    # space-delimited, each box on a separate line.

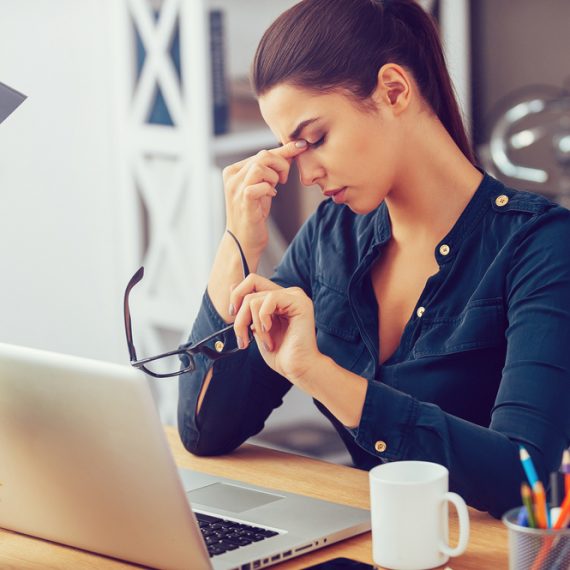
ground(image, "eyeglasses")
xmin=123 ymin=230 xmax=253 ymax=378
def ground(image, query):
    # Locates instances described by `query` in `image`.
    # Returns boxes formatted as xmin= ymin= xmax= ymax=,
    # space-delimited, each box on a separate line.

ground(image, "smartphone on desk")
xmin=303 ymin=558 xmax=375 ymax=569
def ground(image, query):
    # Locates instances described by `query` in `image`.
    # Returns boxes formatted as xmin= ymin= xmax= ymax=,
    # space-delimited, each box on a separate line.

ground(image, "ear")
xmin=372 ymin=63 xmax=412 ymax=115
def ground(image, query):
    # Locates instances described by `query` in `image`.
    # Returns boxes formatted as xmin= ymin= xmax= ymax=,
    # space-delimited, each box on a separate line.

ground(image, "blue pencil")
xmin=519 ymin=445 xmax=539 ymax=488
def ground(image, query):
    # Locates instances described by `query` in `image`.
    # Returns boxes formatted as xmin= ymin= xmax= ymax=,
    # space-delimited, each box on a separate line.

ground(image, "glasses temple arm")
xmin=124 ymin=267 xmax=145 ymax=362
xmin=225 ymin=229 xmax=250 ymax=277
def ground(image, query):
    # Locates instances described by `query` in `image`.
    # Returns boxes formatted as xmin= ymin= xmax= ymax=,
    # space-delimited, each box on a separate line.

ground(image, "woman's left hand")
xmin=230 ymin=274 xmax=321 ymax=387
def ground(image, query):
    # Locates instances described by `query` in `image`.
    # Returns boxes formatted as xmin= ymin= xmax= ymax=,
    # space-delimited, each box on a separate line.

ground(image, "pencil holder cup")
xmin=502 ymin=507 xmax=570 ymax=570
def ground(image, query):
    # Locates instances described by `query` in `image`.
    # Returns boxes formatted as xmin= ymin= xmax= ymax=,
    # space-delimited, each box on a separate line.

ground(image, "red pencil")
xmin=553 ymin=487 xmax=570 ymax=529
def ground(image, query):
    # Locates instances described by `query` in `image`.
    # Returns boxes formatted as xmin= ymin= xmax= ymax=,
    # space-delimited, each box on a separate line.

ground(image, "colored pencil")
xmin=521 ymin=482 xmax=537 ymax=528
xmin=531 ymin=488 xmax=570 ymax=570
xmin=520 ymin=446 xmax=540 ymax=488
xmin=517 ymin=505 xmax=529 ymax=527
xmin=533 ymin=481 xmax=548 ymax=529
xmin=553 ymin=489 xmax=570 ymax=530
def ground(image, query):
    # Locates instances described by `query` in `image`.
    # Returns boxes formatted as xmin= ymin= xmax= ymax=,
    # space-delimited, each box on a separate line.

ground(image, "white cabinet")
xmin=114 ymin=0 xmax=299 ymax=423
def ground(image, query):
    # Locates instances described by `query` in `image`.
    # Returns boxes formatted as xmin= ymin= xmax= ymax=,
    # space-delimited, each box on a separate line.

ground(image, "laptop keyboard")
xmin=195 ymin=512 xmax=279 ymax=558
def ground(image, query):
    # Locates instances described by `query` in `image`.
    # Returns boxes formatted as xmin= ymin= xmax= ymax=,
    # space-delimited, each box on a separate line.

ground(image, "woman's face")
xmin=258 ymin=83 xmax=405 ymax=215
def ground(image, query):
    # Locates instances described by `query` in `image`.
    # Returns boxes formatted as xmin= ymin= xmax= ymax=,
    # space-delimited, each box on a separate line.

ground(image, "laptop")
xmin=0 ymin=342 xmax=370 ymax=570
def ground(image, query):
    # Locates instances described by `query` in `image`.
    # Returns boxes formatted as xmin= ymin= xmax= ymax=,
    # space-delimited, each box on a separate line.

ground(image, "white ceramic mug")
xmin=369 ymin=461 xmax=470 ymax=570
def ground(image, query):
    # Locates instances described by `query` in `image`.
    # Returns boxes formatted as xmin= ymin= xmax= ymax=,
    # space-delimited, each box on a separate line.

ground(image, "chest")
xmin=371 ymin=246 xmax=440 ymax=364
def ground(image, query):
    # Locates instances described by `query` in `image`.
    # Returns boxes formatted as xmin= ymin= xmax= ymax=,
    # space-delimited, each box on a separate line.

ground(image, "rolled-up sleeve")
xmin=349 ymin=209 xmax=570 ymax=517
xmin=178 ymin=207 xmax=319 ymax=456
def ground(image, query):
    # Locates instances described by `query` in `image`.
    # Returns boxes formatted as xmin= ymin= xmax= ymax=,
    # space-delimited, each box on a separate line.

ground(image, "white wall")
xmin=0 ymin=1 xmax=125 ymax=363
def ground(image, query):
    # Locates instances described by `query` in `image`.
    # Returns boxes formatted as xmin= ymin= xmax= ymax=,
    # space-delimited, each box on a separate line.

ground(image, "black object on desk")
xmin=303 ymin=557 xmax=375 ymax=569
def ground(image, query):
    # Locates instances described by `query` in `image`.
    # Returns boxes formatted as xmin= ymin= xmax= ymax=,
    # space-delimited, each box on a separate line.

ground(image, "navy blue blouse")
xmin=178 ymin=170 xmax=570 ymax=518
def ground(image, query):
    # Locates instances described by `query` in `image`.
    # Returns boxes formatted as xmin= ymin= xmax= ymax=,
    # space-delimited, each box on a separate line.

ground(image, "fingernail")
xmin=261 ymin=323 xmax=266 ymax=333
xmin=262 ymin=341 xmax=271 ymax=352
xmin=237 ymin=336 xmax=244 ymax=349
xmin=295 ymin=139 xmax=307 ymax=148
xmin=229 ymin=304 xmax=235 ymax=316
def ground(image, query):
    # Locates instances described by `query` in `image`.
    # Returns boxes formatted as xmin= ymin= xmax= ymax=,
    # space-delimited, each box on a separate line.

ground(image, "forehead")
xmin=258 ymin=84 xmax=351 ymax=142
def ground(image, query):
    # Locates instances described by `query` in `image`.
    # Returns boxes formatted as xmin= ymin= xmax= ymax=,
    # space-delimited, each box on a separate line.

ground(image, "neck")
xmin=385 ymin=115 xmax=484 ymax=248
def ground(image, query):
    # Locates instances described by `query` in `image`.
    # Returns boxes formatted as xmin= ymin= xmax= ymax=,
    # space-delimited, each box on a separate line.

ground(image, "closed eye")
xmin=309 ymin=135 xmax=325 ymax=149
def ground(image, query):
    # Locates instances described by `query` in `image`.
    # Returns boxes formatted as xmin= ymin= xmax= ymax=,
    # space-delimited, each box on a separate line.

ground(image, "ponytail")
xmin=252 ymin=0 xmax=475 ymax=164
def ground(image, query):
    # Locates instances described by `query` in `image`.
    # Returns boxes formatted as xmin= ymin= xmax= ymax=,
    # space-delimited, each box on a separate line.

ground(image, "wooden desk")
xmin=0 ymin=426 xmax=509 ymax=569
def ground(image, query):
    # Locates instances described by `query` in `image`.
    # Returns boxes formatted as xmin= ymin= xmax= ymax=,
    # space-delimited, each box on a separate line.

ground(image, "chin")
xmin=346 ymin=200 xmax=379 ymax=216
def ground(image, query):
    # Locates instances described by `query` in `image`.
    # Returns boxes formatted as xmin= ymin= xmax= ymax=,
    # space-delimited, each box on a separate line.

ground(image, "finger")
xmin=249 ymin=296 xmax=270 ymax=352
xmin=243 ymin=163 xmax=280 ymax=188
xmin=258 ymin=292 xmax=278 ymax=335
xmin=229 ymin=142 xmax=307 ymax=186
xmin=252 ymin=148 xmax=297 ymax=185
xmin=229 ymin=274 xmax=281 ymax=316
xmin=241 ymin=182 xmax=278 ymax=211
xmin=272 ymin=141 xmax=309 ymax=184
xmin=233 ymin=291 xmax=264 ymax=349
xmin=257 ymin=293 xmax=281 ymax=352
xmin=233 ymin=295 xmax=252 ymax=349
xmin=259 ymin=288 xmax=306 ymax=323
xmin=222 ymin=156 xmax=253 ymax=181
xmin=273 ymin=139 xmax=309 ymax=160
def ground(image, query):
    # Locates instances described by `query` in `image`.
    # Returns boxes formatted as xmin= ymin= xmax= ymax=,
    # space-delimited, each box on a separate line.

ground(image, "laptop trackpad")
xmin=188 ymin=483 xmax=283 ymax=513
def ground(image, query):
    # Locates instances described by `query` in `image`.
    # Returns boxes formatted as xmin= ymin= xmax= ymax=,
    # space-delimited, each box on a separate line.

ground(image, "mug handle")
xmin=440 ymin=491 xmax=470 ymax=557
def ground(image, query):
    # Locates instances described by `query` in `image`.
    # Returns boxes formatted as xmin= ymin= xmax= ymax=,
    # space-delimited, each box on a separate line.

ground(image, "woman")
xmin=178 ymin=0 xmax=570 ymax=518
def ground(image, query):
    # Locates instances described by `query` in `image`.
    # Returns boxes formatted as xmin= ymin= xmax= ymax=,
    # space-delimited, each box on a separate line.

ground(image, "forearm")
xmin=179 ymin=344 xmax=291 ymax=456
xmin=299 ymin=354 xmax=368 ymax=429
xmin=294 ymin=354 xmax=559 ymax=517
xmin=207 ymin=231 xmax=263 ymax=322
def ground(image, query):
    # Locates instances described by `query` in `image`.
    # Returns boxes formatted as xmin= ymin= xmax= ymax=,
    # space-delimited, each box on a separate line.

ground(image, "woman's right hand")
xmin=223 ymin=139 xmax=308 ymax=256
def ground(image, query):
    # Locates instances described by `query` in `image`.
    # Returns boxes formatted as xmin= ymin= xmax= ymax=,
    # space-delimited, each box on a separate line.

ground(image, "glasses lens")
xmin=142 ymin=352 xmax=194 ymax=376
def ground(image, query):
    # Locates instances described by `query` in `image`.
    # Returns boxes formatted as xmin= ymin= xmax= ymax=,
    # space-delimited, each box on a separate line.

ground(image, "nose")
xmin=296 ymin=153 xmax=325 ymax=188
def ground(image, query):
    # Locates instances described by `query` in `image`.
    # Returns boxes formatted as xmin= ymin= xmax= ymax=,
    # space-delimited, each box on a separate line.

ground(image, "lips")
xmin=323 ymin=186 xmax=348 ymax=204
xmin=323 ymin=186 xmax=347 ymax=197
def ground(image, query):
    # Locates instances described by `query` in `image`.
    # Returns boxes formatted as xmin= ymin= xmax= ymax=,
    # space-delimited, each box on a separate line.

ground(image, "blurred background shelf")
xmin=213 ymin=123 xmax=276 ymax=157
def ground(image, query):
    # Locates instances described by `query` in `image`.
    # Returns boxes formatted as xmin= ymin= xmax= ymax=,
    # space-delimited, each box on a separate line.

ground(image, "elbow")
xmin=188 ymin=441 xmax=240 ymax=457
xmin=178 ymin=422 xmax=242 ymax=457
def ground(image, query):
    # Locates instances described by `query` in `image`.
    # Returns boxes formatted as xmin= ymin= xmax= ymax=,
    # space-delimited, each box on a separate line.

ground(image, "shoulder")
xmin=489 ymin=179 xmax=560 ymax=216
xmin=481 ymin=179 xmax=570 ymax=295
xmin=484 ymin=173 xmax=570 ymax=246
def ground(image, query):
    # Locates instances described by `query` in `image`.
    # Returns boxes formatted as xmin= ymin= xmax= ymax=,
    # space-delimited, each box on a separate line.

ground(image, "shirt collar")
xmin=372 ymin=167 xmax=500 ymax=263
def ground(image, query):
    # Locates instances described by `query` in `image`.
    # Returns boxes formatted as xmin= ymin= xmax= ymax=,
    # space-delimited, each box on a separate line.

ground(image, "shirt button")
xmin=439 ymin=244 xmax=450 ymax=256
xmin=495 ymin=194 xmax=509 ymax=207
xmin=417 ymin=306 xmax=426 ymax=318
xmin=374 ymin=440 xmax=387 ymax=453
xmin=214 ymin=340 xmax=225 ymax=353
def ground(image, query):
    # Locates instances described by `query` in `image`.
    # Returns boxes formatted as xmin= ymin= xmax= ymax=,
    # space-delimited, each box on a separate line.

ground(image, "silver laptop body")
xmin=0 ymin=343 xmax=371 ymax=570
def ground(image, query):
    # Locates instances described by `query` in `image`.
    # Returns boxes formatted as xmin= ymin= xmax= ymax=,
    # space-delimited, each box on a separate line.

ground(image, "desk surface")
xmin=0 ymin=426 xmax=508 ymax=569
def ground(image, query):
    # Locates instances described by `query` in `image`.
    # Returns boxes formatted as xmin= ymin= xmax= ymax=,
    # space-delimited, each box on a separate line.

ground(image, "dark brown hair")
xmin=251 ymin=0 xmax=475 ymax=164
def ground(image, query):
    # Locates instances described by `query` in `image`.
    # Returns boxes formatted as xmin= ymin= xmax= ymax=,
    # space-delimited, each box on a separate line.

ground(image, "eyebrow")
xmin=287 ymin=117 xmax=321 ymax=142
